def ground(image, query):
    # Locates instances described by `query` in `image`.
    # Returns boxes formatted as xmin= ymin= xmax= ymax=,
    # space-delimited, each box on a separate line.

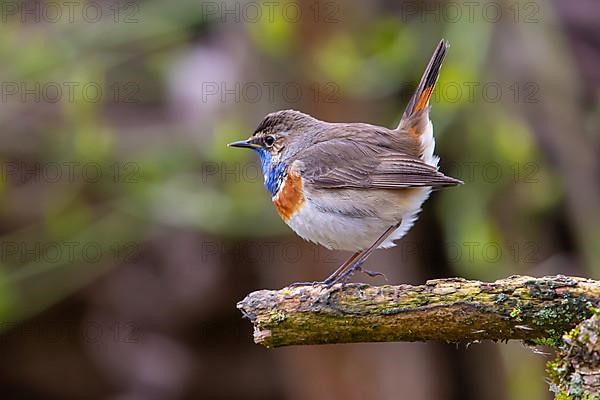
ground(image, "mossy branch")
xmin=237 ymin=275 xmax=600 ymax=348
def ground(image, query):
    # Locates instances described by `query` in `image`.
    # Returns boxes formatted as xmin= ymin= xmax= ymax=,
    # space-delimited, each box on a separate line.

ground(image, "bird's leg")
xmin=288 ymin=251 xmax=361 ymax=287
xmin=289 ymin=251 xmax=360 ymax=287
xmin=325 ymin=221 xmax=401 ymax=287
xmin=321 ymin=251 xmax=361 ymax=285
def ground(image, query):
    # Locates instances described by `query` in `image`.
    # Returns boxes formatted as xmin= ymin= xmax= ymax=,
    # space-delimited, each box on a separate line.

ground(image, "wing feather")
xmin=294 ymin=140 xmax=462 ymax=189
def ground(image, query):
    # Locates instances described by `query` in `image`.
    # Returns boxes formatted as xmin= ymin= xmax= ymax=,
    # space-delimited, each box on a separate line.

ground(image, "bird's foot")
xmin=324 ymin=263 xmax=387 ymax=288
xmin=324 ymin=258 xmax=365 ymax=287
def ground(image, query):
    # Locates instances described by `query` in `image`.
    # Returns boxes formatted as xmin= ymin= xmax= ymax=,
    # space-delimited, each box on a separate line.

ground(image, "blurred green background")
xmin=0 ymin=0 xmax=598 ymax=399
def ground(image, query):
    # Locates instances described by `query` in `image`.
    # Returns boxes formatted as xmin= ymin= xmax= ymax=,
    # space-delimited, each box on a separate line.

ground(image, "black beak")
xmin=227 ymin=139 xmax=259 ymax=149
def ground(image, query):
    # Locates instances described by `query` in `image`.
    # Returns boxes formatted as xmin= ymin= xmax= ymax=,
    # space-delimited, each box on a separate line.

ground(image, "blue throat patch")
xmin=254 ymin=148 xmax=286 ymax=196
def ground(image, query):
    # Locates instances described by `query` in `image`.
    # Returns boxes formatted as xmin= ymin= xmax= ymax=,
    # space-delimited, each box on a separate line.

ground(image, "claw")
xmin=358 ymin=266 xmax=388 ymax=281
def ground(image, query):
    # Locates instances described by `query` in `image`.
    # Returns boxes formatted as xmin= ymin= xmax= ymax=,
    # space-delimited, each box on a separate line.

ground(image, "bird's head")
xmin=228 ymin=110 xmax=317 ymax=173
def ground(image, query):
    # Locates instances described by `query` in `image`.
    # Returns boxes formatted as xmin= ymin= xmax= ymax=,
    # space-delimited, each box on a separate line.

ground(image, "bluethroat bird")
xmin=229 ymin=39 xmax=462 ymax=286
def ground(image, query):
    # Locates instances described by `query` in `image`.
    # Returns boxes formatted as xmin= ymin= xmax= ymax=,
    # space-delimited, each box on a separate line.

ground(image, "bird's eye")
xmin=264 ymin=135 xmax=275 ymax=147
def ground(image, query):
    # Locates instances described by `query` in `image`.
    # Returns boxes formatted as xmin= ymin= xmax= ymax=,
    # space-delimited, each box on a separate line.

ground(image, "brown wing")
xmin=293 ymin=139 xmax=462 ymax=189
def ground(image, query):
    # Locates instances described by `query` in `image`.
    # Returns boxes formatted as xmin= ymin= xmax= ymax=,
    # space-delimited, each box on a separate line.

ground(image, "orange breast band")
xmin=273 ymin=171 xmax=305 ymax=221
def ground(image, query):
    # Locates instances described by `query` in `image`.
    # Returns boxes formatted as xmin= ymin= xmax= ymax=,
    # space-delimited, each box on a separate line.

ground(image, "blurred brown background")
xmin=0 ymin=0 xmax=598 ymax=399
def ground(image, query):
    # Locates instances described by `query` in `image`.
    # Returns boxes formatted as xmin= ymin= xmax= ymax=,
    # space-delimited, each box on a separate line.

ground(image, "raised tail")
xmin=397 ymin=39 xmax=451 ymax=171
xmin=400 ymin=39 xmax=449 ymax=123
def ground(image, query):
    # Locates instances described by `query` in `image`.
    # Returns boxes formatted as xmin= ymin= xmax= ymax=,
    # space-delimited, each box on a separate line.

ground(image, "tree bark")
xmin=237 ymin=275 xmax=599 ymax=348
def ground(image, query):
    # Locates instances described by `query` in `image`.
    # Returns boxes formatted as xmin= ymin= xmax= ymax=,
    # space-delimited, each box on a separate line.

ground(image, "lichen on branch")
xmin=548 ymin=313 xmax=600 ymax=399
